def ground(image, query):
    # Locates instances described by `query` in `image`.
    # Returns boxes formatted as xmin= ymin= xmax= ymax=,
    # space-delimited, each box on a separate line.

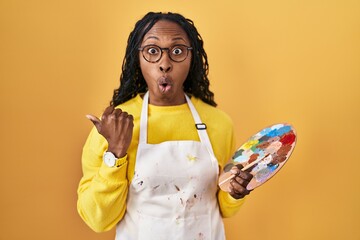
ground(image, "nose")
xmin=159 ymin=65 xmax=171 ymax=73
xmin=159 ymin=51 xmax=172 ymax=73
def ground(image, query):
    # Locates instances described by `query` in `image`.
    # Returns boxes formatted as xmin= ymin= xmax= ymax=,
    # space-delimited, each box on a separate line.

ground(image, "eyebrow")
xmin=143 ymin=36 xmax=187 ymax=42
xmin=144 ymin=36 xmax=159 ymax=41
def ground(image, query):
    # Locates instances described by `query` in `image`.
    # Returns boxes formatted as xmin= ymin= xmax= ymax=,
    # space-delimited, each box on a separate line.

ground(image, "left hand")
xmin=228 ymin=164 xmax=254 ymax=199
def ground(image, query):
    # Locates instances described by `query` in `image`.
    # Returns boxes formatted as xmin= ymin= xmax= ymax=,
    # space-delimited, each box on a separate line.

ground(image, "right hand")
xmin=86 ymin=105 xmax=134 ymax=158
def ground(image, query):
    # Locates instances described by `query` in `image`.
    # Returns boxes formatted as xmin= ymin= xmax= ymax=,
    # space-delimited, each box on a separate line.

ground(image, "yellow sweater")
xmin=77 ymin=94 xmax=246 ymax=232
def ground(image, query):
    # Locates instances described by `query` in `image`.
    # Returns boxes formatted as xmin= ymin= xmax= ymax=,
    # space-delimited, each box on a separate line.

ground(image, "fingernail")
xmin=86 ymin=115 xmax=93 ymax=120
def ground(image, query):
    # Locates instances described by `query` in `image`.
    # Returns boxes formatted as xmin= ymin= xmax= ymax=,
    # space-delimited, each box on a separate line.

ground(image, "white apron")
xmin=116 ymin=92 xmax=225 ymax=240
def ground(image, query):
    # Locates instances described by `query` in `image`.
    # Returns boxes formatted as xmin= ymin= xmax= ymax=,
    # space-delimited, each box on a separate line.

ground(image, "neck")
xmin=147 ymin=92 xmax=187 ymax=106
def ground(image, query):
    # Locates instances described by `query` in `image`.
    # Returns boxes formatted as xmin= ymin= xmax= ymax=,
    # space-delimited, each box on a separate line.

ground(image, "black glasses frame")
xmin=138 ymin=44 xmax=193 ymax=63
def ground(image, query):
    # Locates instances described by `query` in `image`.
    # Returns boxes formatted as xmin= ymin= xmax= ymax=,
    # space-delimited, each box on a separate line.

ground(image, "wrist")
xmin=107 ymin=146 xmax=126 ymax=158
xmin=103 ymin=151 xmax=127 ymax=168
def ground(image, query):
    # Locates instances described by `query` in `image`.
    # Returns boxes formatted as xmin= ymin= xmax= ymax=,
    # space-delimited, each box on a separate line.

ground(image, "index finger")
xmin=238 ymin=170 xmax=253 ymax=181
xmin=102 ymin=105 xmax=115 ymax=119
xmin=231 ymin=164 xmax=251 ymax=173
xmin=230 ymin=164 xmax=253 ymax=181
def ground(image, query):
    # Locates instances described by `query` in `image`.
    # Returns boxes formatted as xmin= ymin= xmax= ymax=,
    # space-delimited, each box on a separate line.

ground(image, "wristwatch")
xmin=103 ymin=151 xmax=119 ymax=167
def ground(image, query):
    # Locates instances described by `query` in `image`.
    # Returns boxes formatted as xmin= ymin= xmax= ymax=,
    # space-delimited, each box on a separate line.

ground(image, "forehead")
xmin=142 ymin=20 xmax=190 ymax=43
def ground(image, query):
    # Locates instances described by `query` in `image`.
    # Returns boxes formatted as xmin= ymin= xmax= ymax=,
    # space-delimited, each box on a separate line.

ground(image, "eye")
xmin=172 ymin=47 xmax=184 ymax=55
xmin=147 ymin=46 xmax=160 ymax=55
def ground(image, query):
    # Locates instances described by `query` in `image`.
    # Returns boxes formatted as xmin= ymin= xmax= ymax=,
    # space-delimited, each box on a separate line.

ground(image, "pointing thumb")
xmin=86 ymin=114 xmax=101 ymax=132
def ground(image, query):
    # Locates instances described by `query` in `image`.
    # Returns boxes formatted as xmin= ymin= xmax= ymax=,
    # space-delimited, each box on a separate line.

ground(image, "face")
xmin=139 ymin=20 xmax=192 ymax=106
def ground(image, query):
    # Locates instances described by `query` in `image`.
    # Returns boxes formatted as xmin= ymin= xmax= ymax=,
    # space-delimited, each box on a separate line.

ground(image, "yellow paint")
xmin=242 ymin=139 xmax=259 ymax=150
xmin=187 ymin=154 xmax=197 ymax=161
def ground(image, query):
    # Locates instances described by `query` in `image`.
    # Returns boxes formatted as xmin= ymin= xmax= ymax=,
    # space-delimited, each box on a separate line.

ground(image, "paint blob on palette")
xmin=218 ymin=123 xmax=297 ymax=191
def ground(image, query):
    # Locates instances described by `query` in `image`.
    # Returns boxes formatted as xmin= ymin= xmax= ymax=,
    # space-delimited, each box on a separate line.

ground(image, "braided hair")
xmin=111 ymin=12 xmax=217 ymax=107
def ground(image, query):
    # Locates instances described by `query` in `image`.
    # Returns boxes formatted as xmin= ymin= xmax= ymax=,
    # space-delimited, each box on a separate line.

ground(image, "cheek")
xmin=139 ymin=59 xmax=153 ymax=78
xmin=180 ymin=60 xmax=191 ymax=77
xmin=185 ymin=55 xmax=192 ymax=73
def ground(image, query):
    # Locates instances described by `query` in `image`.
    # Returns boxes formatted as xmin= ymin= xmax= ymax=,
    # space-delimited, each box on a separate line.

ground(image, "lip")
xmin=157 ymin=76 xmax=173 ymax=93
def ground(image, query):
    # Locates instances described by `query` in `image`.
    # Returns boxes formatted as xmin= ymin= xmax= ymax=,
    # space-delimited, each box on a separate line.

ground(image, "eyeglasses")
xmin=138 ymin=44 xmax=193 ymax=63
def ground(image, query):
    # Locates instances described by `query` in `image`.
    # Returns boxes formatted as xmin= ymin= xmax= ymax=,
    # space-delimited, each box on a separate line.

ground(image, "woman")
xmin=77 ymin=12 xmax=253 ymax=239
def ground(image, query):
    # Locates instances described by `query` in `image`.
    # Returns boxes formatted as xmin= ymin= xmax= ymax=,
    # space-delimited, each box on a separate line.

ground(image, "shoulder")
xmin=191 ymin=97 xmax=234 ymax=129
xmin=191 ymin=97 xmax=236 ymax=166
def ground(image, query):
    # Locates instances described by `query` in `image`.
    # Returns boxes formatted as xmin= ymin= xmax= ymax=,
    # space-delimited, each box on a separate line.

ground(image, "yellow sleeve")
xmin=218 ymin=190 xmax=246 ymax=218
xmin=215 ymin=117 xmax=248 ymax=217
xmin=77 ymin=127 xmax=129 ymax=232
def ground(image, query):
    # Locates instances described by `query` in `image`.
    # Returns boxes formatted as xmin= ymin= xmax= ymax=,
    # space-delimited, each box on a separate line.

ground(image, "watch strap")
xmin=114 ymin=154 xmax=127 ymax=167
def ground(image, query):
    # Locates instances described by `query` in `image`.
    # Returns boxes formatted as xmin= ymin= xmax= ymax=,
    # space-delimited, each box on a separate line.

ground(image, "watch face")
xmin=104 ymin=152 xmax=116 ymax=167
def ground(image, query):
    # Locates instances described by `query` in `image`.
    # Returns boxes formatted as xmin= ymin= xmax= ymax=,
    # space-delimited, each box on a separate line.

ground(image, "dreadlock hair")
xmin=111 ymin=12 xmax=217 ymax=107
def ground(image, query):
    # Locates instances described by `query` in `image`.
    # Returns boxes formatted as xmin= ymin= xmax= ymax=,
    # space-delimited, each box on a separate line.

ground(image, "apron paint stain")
xmin=187 ymin=154 xmax=197 ymax=161
xmin=197 ymin=232 xmax=205 ymax=240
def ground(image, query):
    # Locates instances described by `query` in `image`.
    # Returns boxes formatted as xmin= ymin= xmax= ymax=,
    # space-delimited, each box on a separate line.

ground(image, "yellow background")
xmin=0 ymin=0 xmax=359 ymax=239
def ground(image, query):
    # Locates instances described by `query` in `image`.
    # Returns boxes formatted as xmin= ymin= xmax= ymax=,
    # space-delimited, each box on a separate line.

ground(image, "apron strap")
xmin=184 ymin=94 xmax=216 ymax=157
xmin=139 ymin=91 xmax=149 ymax=144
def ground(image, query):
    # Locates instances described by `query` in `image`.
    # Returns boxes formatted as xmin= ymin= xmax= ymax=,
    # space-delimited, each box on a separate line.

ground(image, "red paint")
xmin=280 ymin=131 xmax=296 ymax=145
xmin=249 ymin=153 xmax=259 ymax=163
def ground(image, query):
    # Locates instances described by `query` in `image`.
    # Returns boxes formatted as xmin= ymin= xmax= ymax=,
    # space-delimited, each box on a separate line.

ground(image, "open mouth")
xmin=158 ymin=77 xmax=172 ymax=93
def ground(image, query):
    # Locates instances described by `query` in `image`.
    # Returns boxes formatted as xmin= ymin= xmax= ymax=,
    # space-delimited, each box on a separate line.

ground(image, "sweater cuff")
xmin=218 ymin=189 xmax=246 ymax=218
xmin=98 ymin=155 xmax=128 ymax=183
xmin=225 ymin=191 xmax=247 ymax=204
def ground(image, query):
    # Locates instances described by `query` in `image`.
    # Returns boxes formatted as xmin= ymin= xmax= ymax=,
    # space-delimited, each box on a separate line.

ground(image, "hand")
xmin=86 ymin=106 xmax=134 ymax=158
xmin=228 ymin=164 xmax=253 ymax=199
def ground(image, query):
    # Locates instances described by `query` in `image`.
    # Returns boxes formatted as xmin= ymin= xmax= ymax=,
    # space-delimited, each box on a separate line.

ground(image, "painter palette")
xmin=219 ymin=123 xmax=296 ymax=191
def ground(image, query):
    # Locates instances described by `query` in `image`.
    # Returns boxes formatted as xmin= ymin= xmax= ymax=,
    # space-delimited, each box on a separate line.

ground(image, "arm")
xmin=77 ymin=106 xmax=134 ymax=232
xmin=77 ymin=128 xmax=129 ymax=232
xmin=216 ymin=120 xmax=252 ymax=217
